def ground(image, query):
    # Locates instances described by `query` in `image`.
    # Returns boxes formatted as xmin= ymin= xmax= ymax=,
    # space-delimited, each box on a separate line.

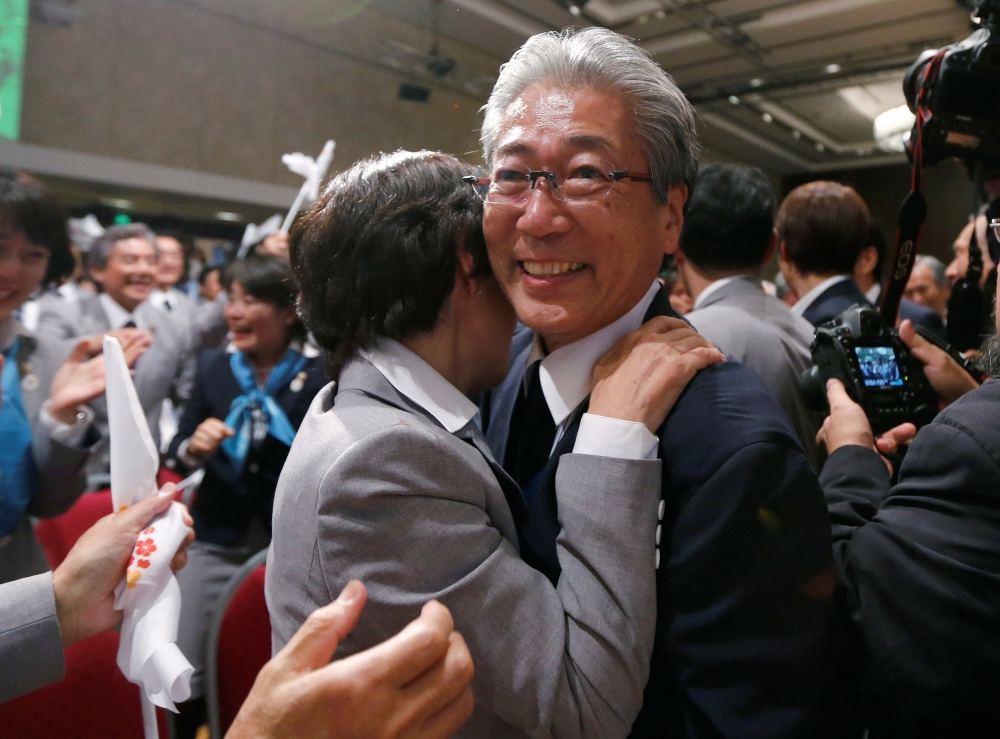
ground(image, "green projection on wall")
xmin=0 ymin=0 xmax=28 ymax=140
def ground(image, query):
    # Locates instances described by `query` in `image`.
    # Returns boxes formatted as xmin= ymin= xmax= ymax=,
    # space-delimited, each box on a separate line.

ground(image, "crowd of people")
xmin=1 ymin=24 xmax=998 ymax=739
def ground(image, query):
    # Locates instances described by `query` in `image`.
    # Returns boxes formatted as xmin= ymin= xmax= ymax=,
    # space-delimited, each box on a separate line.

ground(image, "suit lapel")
xmin=485 ymin=326 xmax=534 ymax=463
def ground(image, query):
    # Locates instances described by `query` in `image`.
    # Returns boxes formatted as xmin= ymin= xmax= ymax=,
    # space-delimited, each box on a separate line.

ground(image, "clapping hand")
xmin=48 ymin=328 xmax=152 ymax=424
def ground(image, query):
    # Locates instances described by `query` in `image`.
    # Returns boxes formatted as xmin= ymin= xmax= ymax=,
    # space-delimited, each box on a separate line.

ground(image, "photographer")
xmin=816 ymin=315 xmax=994 ymax=737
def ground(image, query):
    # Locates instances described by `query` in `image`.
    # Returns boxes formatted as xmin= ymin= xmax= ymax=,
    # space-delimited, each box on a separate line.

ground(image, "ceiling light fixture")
xmin=655 ymin=10 xmax=666 ymax=19
xmin=568 ymin=4 xmax=581 ymax=16
xmin=762 ymin=113 xmax=773 ymax=123
xmin=102 ymin=198 xmax=134 ymax=210
xmin=825 ymin=63 xmax=842 ymax=74
xmin=215 ymin=211 xmax=243 ymax=222
xmin=729 ymin=95 xmax=740 ymax=104
xmin=638 ymin=14 xmax=649 ymax=23
xmin=792 ymin=130 xmax=802 ymax=139
xmin=815 ymin=143 xmax=826 ymax=152
xmin=873 ymin=104 xmax=916 ymax=152
xmin=750 ymin=78 xmax=765 ymax=87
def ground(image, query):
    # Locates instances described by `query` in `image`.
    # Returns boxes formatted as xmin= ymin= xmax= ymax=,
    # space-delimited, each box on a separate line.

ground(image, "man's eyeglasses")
xmin=463 ymin=161 xmax=654 ymax=206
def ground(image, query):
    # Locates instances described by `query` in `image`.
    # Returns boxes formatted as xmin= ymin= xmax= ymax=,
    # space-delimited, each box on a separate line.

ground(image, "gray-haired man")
xmin=37 ymin=224 xmax=195 ymax=475
xmin=478 ymin=28 xmax=836 ymax=738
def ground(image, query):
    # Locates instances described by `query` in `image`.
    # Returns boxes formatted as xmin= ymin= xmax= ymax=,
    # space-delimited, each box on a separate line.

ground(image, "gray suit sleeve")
xmin=26 ymin=422 xmax=89 ymax=519
xmin=0 ymin=573 xmax=65 ymax=703
xmin=315 ymin=425 xmax=661 ymax=739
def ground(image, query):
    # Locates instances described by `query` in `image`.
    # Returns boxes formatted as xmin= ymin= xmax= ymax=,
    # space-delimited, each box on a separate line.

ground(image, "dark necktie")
xmin=123 ymin=320 xmax=137 ymax=329
xmin=163 ymin=299 xmax=172 ymax=313
xmin=503 ymin=361 xmax=557 ymax=493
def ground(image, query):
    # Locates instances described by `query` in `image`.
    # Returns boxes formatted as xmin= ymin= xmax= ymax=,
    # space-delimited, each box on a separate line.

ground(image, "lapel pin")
xmin=21 ymin=373 xmax=40 ymax=393
xmin=289 ymin=370 xmax=307 ymax=393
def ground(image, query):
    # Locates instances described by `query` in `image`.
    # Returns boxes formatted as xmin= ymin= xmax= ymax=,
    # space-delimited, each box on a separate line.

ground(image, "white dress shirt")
xmin=866 ymin=283 xmax=882 ymax=304
xmin=790 ymin=274 xmax=852 ymax=318
xmin=525 ymin=280 xmax=662 ymax=461
xmin=99 ymin=293 xmax=146 ymax=330
xmin=362 ymin=337 xmax=656 ymax=461
xmin=692 ymin=275 xmax=738 ymax=311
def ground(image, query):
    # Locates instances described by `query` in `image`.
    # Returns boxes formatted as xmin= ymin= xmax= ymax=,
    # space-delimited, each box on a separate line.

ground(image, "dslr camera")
xmin=803 ymin=306 xmax=939 ymax=435
xmin=904 ymin=0 xmax=1000 ymax=168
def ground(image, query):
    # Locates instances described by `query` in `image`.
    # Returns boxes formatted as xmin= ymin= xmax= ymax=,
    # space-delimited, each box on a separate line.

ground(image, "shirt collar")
xmin=527 ymin=280 xmax=661 ymax=426
xmin=790 ymin=274 xmax=851 ymax=317
xmin=693 ymin=275 xmax=738 ymax=311
xmin=99 ymin=293 xmax=145 ymax=330
xmin=865 ymin=282 xmax=882 ymax=304
xmin=360 ymin=338 xmax=480 ymax=433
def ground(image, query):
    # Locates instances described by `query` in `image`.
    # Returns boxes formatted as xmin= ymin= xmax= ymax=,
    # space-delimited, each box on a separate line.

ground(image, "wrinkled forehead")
xmin=492 ymin=83 xmax=633 ymax=162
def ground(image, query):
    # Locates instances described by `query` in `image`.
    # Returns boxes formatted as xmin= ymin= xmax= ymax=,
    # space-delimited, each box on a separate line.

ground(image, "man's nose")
xmin=515 ymin=183 xmax=572 ymax=239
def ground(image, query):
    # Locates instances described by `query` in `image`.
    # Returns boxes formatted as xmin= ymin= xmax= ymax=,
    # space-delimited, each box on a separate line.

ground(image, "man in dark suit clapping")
xmin=478 ymin=27 xmax=836 ymax=739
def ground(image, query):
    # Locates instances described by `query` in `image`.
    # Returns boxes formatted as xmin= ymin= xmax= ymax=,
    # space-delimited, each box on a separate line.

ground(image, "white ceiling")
xmin=172 ymin=0 xmax=980 ymax=174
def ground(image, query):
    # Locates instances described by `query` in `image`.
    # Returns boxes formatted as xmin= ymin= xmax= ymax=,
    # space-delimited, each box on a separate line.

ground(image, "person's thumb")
xmin=116 ymin=486 xmax=176 ymax=532
xmin=279 ymin=580 xmax=367 ymax=672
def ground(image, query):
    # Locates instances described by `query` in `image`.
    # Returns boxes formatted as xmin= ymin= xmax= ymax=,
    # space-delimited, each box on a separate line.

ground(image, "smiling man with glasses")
xmin=478 ymin=28 xmax=837 ymax=739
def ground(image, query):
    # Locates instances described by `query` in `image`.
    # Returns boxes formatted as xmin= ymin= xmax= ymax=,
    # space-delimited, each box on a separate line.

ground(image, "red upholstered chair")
xmin=0 ymin=631 xmax=170 ymax=738
xmin=34 ymin=489 xmax=113 ymax=569
xmin=206 ymin=548 xmax=271 ymax=738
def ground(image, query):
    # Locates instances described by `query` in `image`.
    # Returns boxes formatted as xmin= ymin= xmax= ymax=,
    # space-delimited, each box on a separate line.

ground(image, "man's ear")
xmin=854 ymin=245 xmax=879 ymax=276
xmin=777 ymin=239 xmax=788 ymax=263
xmin=662 ymin=185 xmax=687 ymax=257
xmin=762 ymin=229 xmax=778 ymax=265
xmin=455 ymin=248 xmax=479 ymax=294
xmin=89 ymin=265 xmax=106 ymax=287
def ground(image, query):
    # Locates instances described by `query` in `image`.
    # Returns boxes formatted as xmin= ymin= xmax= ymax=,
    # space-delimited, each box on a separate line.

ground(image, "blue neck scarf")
xmin=222 ymin=347 xmax=308 ymax=473
xmin=0 ymin=337 xmax=39 ymax=538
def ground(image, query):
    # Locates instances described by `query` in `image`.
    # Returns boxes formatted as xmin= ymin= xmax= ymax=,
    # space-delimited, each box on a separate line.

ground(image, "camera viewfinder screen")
xmin=855 ymin=346 xmax=904 ymax=388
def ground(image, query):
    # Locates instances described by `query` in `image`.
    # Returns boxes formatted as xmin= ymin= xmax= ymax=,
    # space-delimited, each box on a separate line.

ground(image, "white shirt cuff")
xmin=572 ymin=413 xmax=659 ymax=460
xmin=177 ymin=437 xmax=203 ymax=469
xmin=39 ymin=400 xmax=94 ymax=448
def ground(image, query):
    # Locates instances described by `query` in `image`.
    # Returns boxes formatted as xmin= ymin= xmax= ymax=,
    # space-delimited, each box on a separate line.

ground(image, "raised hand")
xmin=898 ymin=319 xmax=979 ymax=409
xmin=590 ymin=316 xmax=725 ymax=432
xmin=48 ymin=328 xmax=152 ymax=423
xmin=227 ymin=583 xmax=475 ymax=739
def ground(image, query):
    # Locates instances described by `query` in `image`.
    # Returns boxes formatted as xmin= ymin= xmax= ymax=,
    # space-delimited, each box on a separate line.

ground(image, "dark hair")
xmin=0 ymin=169 xmax=74 ymax=287
xmin=222 ymin=255 xmax=305 ymax=339
xmin=776 ymin=181 xmax=871 ymax=276
xmin=867 ymin=223 xmax=887 ymax=284
xmin=290 ymin=150 xmax=488 ymax=369
xmin=88 ymin=223 xmax=157 ymax=271
xmin=198 ymin=265 xmax=220 ymax=286
xmin=154 ymin=228 xmax=194 ymax=281
xmin=680 ymin=163 xmax=776 ymax=273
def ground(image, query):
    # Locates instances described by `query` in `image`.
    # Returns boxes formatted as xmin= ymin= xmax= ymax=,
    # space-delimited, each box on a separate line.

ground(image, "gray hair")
xmin=481 ymin=27 xmax=700 ymax=204
xmin=87 ymin=223 xmax=158 ymax=270
xmin=914 ymin=255 xmax=948 ymax=287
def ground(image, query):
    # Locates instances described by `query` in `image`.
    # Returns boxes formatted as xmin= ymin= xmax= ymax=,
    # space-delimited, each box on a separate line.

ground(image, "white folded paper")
xmin=280 ymin=139 xmax=335 ymax=233
xmin=237 ymin=214 xmax=283 ymax=259
xmin=105 ymin=336 xmax=194 ymax=736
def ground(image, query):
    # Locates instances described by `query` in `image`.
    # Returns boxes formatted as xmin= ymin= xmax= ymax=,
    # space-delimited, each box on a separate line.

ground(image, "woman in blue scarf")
xmin=166 ymin=254 xmax=326 ymax=736
xmin=0 ymin=170 xmax=151 ymax=585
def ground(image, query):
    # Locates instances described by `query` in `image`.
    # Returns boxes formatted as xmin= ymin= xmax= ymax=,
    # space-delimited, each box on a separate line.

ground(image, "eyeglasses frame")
xmin=462 ymin=168 xmax=654 ymax=205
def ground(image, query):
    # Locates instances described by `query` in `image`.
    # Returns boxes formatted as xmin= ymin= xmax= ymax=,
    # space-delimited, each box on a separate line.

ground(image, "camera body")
xmin=803 ymin=306 xmax=939 ymax=435
xmin=904 ymin=0 xmax=1000 ymax=168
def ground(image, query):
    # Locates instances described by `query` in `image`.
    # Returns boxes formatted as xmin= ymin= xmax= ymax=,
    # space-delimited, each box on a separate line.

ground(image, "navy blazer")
xmin=820 ymin=380 xmax=1000 ymax=737
xmin=802 ymin=280 xmax=946 ymax=341
xmin=166 ymin=348 xmax=327 ymax=547
xmin=485 ymin=288 xmax=835 ymax=739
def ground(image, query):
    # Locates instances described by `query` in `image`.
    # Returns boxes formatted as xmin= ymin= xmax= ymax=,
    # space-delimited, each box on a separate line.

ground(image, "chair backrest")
xmin=206 ymin=548 xmax=271 ymax=738
xmin=0 ymin=631 xmax=170 ymax=738
xmin=34 ymin=489 xmax=113 ymax=569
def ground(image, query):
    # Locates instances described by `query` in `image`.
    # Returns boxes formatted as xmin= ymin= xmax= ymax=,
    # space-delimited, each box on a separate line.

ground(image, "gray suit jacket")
xmin=36 ymin=293 xmax=196 ymax=475
xmin=686 ymin=276 xmax=822 ymax=468
xmin=153 ymin=289 xmax=228 ymax=351
xmin=0 ymin=325 xmax=91 ymax=585
xmin=0 ymin=572 xmax=64 ymax=703
xmin=266 ymin=358 xmax=662 ymax=739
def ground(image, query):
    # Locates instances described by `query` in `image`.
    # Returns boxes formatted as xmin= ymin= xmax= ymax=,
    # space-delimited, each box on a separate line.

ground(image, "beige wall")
xmin=20 ymin=0 xmax=496 ymax=187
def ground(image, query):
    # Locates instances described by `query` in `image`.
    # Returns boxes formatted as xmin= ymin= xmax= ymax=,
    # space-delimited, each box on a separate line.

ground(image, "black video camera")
xmin=904 ymin=0 xmax=1000 ymax=169
xmin=802 ymin=306 xmax=939 ymax=435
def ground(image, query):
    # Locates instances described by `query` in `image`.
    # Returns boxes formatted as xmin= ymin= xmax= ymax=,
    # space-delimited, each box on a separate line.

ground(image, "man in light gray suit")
xmin=676 ymin=163 xmax=822 ymax=466
xmin=268 ymin=151 xmax=724 ymax=738
xmin=36 ymin=224 xmax=196 ymax=476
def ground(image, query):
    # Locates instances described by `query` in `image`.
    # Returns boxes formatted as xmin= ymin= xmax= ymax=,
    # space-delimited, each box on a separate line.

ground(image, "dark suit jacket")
xmin=802 ymin=280 xmax=946 ymax=341
xmin=819 ymin=380 xmax=1000 ymax=737
xmin=485 ymin=288 xmax=835 ymax=739
xmin=166 ymin=348 xmax=326 ymax=546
